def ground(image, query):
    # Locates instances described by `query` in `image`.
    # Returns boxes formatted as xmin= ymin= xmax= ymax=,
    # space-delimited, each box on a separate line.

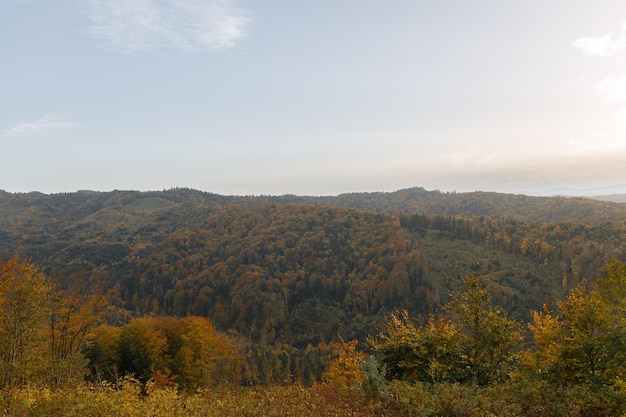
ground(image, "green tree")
xmin=445 ymin=277 xmax=523 ymax=385
xmin=520 ymin=262 xmax=626 ymax=416
xmin=369 ymin=310 xmax=464 ymax=383
xmin=371 ymin=278 xmax=522 ymax=386
xmin=523 ymin=262 xmax=626 ymax=387
xmin=557 ymin=282 xmax=615 ymax=384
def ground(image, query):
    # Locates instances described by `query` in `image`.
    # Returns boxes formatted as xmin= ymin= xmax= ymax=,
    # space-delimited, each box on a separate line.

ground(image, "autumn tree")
xmin=0 ymin=257 xmax=105 ymax=388
xmin=371 ymin=278 xmax=522 ymax=386
xmin=369 ymin=310 xmax=464 ymax=383
xmin=174 ymin=316 xmax=241 ymax=389
xmin=0 ymin=257 xmax=53 ymax=387
xmin=118 ymin=318 xmax=169 ymax=383
xmin=519 ymin=261 xmax=626 ymax=415
xmin=86 ymin=324 xmax=122 ymax=383
xmin=93 ymin=316 xmax=242 ymax=389
xmin=322 ymin=339 xmax=366 ymax=390
xmin=46 ymin=287 xmax=108 ymax=386
xmin=445 ymin=277 xmax=523 ymax=385
xmin=523 ymin=260 xmax=626 ymax=387
xmin=596 ymin=258 xmax=626 ymax=327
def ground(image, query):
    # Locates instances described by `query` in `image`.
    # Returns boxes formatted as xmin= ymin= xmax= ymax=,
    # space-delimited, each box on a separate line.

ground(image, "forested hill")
xmin=2 ymin=186 xmax=626 ymax=224
xmin=0 ymin=187 xmax=625 ymax=349
xmin=268 ymin=187 xmax=626 ymax=223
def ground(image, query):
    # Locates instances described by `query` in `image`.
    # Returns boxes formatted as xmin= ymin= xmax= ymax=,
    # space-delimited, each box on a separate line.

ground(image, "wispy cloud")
xmin=573 ymin=21 xmax=626 ymax=138
xmin=572 ymin=21 xmax=626 ymax=57
xmin=4 ymin=114 xmax=80 ymax=138
xmin=85 ymin=0 xmax=253 ymax=54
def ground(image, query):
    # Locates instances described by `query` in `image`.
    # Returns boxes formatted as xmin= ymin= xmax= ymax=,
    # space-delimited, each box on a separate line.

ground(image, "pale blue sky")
xmin=2 ymin=0 xmax=626 ymax=196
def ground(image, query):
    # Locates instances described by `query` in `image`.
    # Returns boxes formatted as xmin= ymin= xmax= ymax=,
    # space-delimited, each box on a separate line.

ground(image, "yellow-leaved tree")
xmin=370 ymin=278 xmax=522 ymax=386
xmin=520 ymin=260 xmax=626 ymax=415
xmin=323 ymin=339 xmax=366 ymax=391
xmin=523 ymin=261 xmax=626 ymax=386
xmin=0 ymin=257 xmax=53 ymax=387
xmin=0 ymin=256 xmax=105 ymax=388
xmin=175 ymin=316 xmax=242 ymax=389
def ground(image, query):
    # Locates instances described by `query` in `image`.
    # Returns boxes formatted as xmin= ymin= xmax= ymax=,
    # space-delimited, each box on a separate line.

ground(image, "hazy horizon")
xmin=4 ymin=183 xmax=626 ymax=200
xmin=2 ymin=1 xmax=626 ymax=196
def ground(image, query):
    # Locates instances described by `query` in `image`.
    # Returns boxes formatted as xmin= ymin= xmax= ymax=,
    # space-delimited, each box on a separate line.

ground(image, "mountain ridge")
xmin=0 ymin=186 xmax=624 ymax=358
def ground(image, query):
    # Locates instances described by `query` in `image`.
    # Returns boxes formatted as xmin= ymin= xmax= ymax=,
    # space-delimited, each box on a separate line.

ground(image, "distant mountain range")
xmin=524 ymin=184 xmax=626 ymax=202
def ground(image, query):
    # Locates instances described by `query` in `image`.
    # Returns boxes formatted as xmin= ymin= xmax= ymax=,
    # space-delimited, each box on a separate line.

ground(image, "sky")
xmin=2 ymin=0 xmax=626 ymax=196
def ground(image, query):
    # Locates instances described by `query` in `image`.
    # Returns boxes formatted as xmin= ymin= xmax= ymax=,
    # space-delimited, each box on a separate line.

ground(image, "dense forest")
xmin=1 ymin=187 xmax=625 ymax=415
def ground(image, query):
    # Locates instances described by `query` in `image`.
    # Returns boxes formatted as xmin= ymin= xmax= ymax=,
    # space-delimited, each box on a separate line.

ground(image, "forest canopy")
xmin=1 ymin=189 xmax=626 ymax=414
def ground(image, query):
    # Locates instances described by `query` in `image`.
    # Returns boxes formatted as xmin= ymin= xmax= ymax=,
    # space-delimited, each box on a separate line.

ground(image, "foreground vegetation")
xmin=1 ymin=256 xmax=625 ymax=416
xmin=3 ymin=378 xmax=623 ymax=417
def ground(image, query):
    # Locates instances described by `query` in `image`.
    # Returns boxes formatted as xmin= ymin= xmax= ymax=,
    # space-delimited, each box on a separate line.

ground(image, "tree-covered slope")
xmin=1 ymin=188 xmax=624 ymax=350
xmin=271 ymin=187 xmax=626 ymax=223
xmin=1 ymin=187 xmax=625 ymax=412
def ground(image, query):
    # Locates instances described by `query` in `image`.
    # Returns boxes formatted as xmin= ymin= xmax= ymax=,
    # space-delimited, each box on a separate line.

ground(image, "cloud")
xmin=574 ymin=22 xmax=626 ymax=138
xmin=4 ymin=114 xmax=80 ymax=138
xmin=572 ymin=34 xmax=625 ymax=57
xmin=572 ymin=21 xmax=626 ymax=57
xmin=85 ymin=0 xmax=253 ymax=54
